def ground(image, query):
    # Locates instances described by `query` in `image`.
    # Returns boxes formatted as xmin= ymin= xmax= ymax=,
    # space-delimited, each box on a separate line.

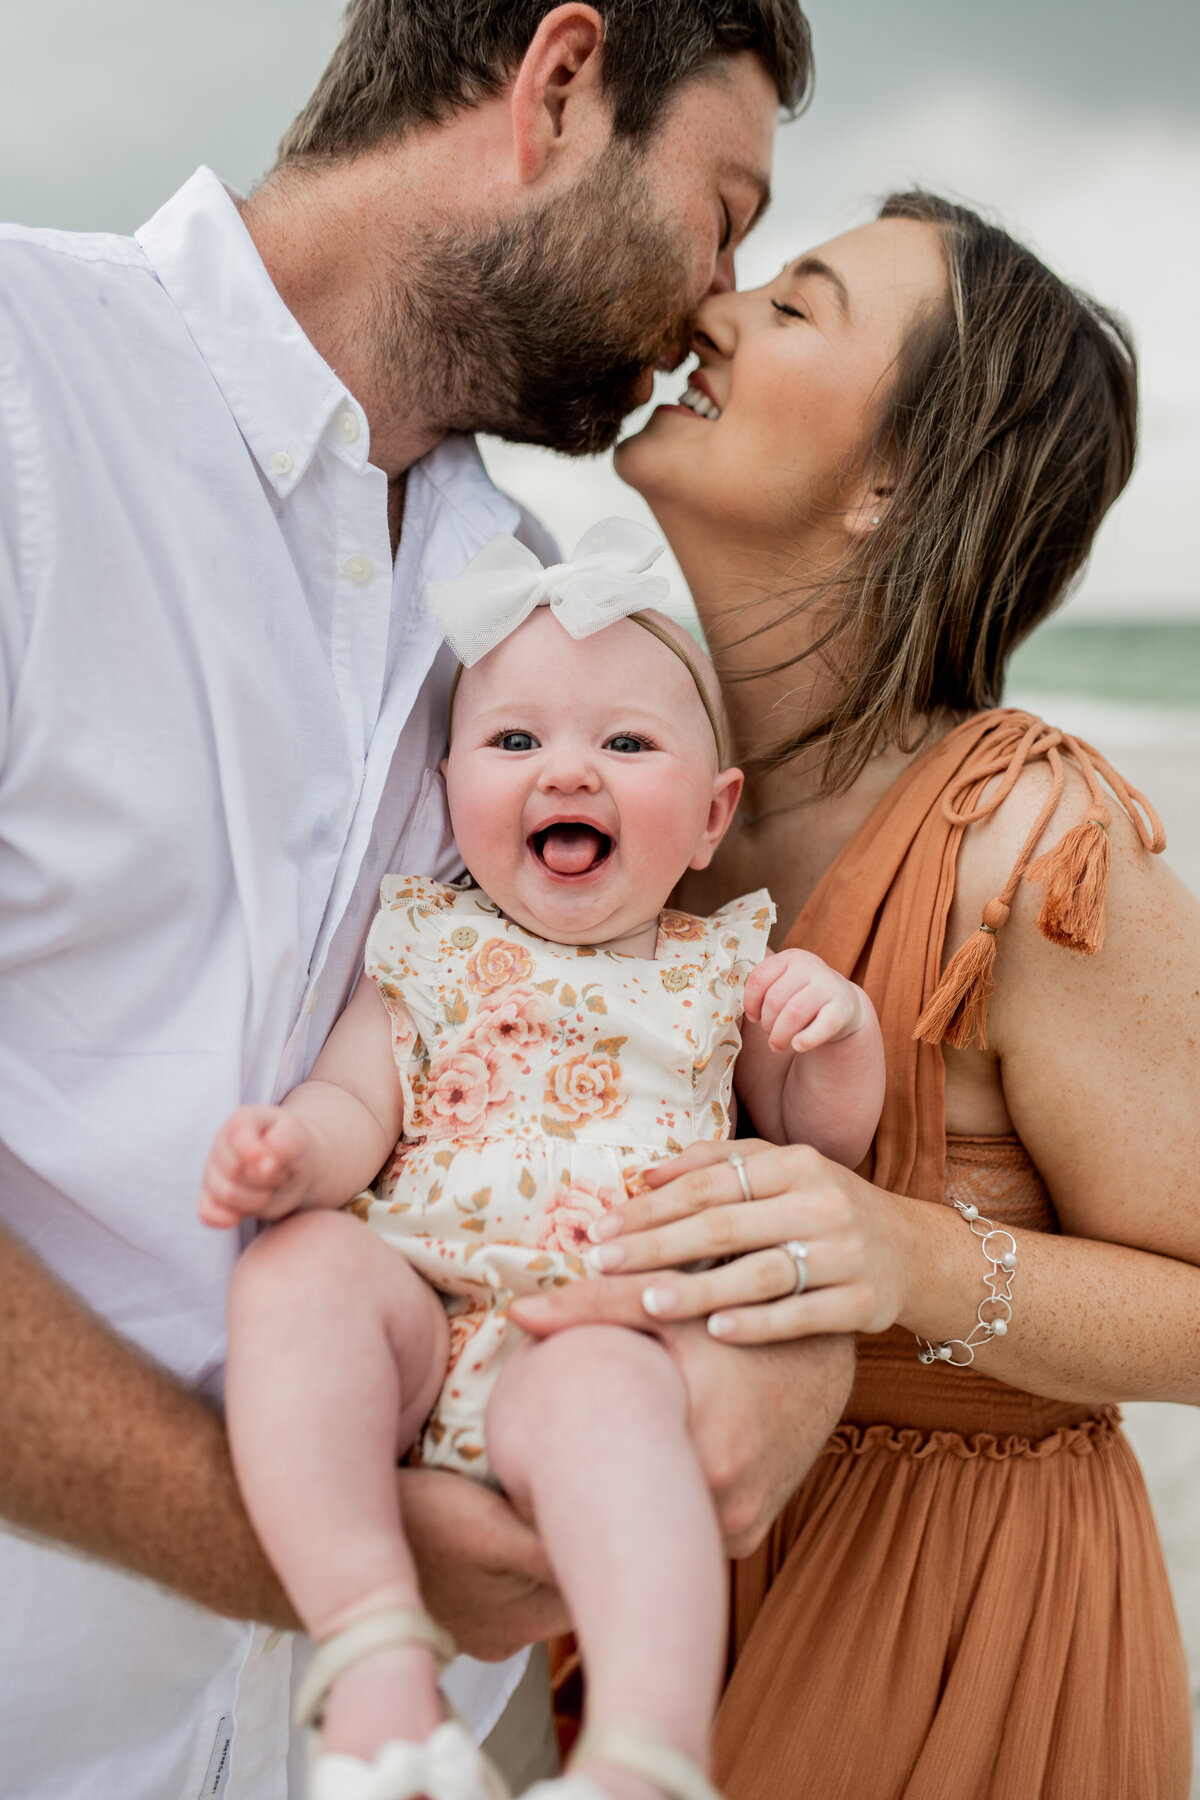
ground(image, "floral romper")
xmin=361 ymin=876 xmax=774 ymax=1481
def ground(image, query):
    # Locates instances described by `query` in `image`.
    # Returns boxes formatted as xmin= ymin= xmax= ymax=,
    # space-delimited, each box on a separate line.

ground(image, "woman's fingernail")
xmin=589 ymin=1243 xmax=627 ymax=1272
xmin=587 ymin=1215 xmax=622 ymax=1243
xmin=642 ymin=1287 xmax=679 ymax=1317
xmin=707 ymin=1313 xmax=737 ymax=1338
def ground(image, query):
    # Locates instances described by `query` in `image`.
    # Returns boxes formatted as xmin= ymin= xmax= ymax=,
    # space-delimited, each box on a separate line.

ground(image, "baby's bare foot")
xmin=319 ymin=1643 xmax=442 ymax=1761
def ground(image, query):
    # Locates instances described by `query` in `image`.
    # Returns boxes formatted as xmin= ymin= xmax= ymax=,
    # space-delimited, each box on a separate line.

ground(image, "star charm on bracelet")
xmin=915 ymin=1200 xmax=1017 ymax=1367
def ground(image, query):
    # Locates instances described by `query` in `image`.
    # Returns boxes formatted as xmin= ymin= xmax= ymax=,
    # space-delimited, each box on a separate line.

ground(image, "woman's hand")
xmin=511 ymin=1140 xmax=916 ymax=1346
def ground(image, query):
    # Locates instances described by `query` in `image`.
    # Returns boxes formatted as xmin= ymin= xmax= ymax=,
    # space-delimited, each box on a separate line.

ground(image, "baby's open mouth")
xmin=531 ymin=824 xmax=613 ymax=877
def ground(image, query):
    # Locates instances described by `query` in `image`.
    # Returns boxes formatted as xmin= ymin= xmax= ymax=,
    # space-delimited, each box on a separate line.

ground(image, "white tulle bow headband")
xmin=428 ymin=517 xmax=671 ymax=665
xmin=430 ymin=517 xmax=727 ymax=764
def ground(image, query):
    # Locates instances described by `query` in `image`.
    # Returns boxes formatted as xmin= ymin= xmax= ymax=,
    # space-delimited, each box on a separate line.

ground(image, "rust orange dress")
xmin=712 ymin=711 xmax=1192 ymax=1799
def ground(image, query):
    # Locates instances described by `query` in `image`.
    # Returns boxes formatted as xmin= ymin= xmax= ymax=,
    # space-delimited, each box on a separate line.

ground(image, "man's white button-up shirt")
xmin=0 ymin=166 xmax=546 ymax=1800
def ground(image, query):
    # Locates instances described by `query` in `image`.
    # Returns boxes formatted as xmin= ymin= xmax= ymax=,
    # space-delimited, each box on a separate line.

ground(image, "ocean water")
xmin=1006 ymin=620 xmax=1200 ymax=727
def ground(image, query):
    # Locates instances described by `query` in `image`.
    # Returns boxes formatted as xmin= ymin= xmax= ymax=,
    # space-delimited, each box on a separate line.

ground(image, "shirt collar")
xmin=136 ymin=166 xmax=368 ymax=498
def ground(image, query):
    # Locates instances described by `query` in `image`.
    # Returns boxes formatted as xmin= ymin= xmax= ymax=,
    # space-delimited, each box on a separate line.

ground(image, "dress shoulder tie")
xmin=914 ymin=715 xmax=1165 ymax=1051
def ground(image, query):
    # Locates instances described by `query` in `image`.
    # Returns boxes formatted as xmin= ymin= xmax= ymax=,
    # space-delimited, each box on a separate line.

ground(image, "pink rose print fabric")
xmin=363 ymin=876 xmax=774 ymax=1480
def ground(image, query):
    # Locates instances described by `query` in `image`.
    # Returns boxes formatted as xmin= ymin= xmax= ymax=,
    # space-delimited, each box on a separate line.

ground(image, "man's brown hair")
xmin=279 ymin=0 xmax=812 ymax=163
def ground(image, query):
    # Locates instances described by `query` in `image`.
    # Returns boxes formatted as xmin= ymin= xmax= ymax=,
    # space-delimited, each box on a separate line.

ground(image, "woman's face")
xmin=616 ymin=216 xmax=948 ymax=555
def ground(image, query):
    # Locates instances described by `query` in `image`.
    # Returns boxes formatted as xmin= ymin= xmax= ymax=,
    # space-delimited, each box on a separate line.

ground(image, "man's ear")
xmin=508 ymin=4 xmax=608 ymax=185
xmin=689 ymin=766 xmax=745 ymax=870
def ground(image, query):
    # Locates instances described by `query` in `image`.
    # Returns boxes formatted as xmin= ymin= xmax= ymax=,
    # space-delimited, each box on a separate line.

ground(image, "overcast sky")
xmin=2 ymin=0 xmax=1197 ymax=619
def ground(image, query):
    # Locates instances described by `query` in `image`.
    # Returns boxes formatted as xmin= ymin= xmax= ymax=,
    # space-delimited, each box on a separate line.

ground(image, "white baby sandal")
xmin=295 ymin=1608 xmax=512 ymax=1800
xmin=523 ymin=1725 xmax=724 ymax=1800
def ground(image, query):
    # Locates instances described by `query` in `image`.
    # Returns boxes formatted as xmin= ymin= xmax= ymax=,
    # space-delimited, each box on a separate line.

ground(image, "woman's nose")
xmin=690 ymin=289 xmax=740 ymax=362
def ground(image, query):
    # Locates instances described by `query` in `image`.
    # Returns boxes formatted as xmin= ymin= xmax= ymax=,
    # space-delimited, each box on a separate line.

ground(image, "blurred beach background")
xmin=3 ymin=0 xmax=1197 ymax=1778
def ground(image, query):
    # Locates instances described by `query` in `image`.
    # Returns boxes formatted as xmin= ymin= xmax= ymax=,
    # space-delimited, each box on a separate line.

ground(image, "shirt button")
xmin=337 ymin=411 xmax=361 ymax=443
xmin=343 ymin=554 xmax=373 ymax=584
xmin=269 ymin=450 xmax=294 ymax=477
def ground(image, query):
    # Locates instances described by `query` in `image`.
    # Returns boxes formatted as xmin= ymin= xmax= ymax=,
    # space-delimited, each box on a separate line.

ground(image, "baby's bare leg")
xmin=487 ymin=1326 xmax=726 ymax=1800
xmin=226 ymin=1211 xmax=449 ymax=1758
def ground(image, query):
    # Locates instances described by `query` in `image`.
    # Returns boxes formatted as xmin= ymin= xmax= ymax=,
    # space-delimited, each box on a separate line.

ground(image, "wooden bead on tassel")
xmin=914 ymin=897 xmax=1011 ymax=1052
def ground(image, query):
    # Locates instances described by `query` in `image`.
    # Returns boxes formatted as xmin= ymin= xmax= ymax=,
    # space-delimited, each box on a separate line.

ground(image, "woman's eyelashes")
xmin=771 ymin=298 xmax=807 ymax=323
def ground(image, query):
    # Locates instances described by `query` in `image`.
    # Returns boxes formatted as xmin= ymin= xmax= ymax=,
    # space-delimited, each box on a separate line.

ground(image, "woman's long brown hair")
xmin=749 ymin=190 xmax=1138 ymax=792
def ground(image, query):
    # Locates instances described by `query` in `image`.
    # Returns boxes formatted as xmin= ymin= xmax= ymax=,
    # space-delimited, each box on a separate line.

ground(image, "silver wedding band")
xmin=728 ymin=1151 xmax=753 ymax=1204
xmin=782 ymin=1239 xmax=810 ymax=1296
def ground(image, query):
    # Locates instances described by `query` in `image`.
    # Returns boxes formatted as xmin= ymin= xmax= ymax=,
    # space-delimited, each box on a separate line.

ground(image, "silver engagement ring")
xmin=782 ymin=1239 xmax=810 ymax=1296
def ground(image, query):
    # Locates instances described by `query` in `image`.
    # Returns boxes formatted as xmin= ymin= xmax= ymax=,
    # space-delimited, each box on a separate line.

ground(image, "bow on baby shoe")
xmin=310 ymin=1720 xmax=511 ymax=1800
xmin=428 ymin=517 xmax=671 ymax=666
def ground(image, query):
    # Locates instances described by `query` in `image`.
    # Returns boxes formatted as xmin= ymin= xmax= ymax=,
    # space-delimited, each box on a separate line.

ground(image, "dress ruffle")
xmin=825 ymin=1404 xmax=1122 ymax=1463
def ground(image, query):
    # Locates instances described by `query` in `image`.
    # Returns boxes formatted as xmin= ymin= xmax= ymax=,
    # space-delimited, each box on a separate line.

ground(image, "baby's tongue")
xmin=539 ymin=824 xmax=605 ymax=875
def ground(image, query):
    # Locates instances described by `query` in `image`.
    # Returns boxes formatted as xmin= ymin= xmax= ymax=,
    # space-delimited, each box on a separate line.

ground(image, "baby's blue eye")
xmin=606 ymin=734 xmax=648 ymax=754
xmin=497 ymin=731 xmax=538 ymax=752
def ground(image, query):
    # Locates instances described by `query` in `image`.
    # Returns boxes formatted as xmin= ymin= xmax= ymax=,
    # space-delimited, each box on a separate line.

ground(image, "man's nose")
xmin=705 ymin=247 xmax=737 ymax=299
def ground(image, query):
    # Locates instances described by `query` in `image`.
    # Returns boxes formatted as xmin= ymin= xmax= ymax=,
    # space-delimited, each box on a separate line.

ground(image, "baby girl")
xmin=200 ymin=522 xmax=886 ymax=1800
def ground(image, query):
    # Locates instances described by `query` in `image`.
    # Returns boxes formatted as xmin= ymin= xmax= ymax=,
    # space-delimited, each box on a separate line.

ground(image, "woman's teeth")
xmin=678 ymin=384 xmax=721 ymax=421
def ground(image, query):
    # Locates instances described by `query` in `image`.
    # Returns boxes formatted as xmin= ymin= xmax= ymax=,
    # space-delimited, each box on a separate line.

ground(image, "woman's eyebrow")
xmin=787 ymin=255 xmax=852 ymax=319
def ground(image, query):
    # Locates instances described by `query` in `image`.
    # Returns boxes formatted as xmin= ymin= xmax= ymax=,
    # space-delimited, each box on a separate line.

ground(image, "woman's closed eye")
xmin=771 ymin=298 xmax=807 ymax=323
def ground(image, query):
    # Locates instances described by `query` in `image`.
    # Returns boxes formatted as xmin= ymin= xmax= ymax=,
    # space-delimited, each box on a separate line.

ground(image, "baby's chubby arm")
xmin=199 ymin=978 xmax=404 ymax=1228
xmin=735 ymin=950 xmax=885 ymax=1167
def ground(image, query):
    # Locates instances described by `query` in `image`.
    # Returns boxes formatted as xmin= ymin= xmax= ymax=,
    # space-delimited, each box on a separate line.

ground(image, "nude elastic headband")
xmin=446 ymin=611 xmax=727 ymax=768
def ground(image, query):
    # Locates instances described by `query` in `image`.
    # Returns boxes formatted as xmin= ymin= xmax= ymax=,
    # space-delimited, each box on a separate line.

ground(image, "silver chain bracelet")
xmin=914 ymin=1200 xmax=1018 ymax=1367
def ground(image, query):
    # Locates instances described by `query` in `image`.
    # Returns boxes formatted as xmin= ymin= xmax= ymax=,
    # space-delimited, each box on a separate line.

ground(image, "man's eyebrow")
xmin=787 ymin=255 xmax=851 ymax=319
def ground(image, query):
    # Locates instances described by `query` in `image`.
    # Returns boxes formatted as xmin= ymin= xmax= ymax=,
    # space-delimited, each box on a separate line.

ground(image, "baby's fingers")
xmin=765 ymin=987 xmax=823 ymax=1053
xmin=741 ymin=954 xmax=789 ymax=1024
xmin=790 ymin=993 xmax=860 ymax=1051
xmin=223 ymin=1107 xmax=297 ymax=1183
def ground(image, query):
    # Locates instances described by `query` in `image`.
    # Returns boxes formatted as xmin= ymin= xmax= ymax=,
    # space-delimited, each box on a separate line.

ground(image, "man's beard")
xmin=377 ymin=146 xmax=696 ymax=456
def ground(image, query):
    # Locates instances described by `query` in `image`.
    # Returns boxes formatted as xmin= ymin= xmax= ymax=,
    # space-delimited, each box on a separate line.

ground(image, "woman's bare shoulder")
xmin=950 ymin=745 xmax=1199 ymax=1248
xmin=950 ymin=749 xmax=1187 ymax=974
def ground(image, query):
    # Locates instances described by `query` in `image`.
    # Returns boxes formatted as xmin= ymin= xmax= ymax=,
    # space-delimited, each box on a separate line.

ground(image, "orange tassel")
xmin=1025 ymin=808 xmax=1111 ymax=953
xmin=914 ymin=898 xmax=1010 ymax=1051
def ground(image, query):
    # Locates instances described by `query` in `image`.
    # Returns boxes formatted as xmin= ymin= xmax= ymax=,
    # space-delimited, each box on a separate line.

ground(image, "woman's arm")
xmin=547 ymin=773 xmax=1200 ymax=1406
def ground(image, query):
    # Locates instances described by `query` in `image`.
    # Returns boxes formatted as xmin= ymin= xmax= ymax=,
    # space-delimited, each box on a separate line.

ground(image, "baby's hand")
xmin=198 ymin=1105 xmax=316 ymax=1228
xmin=743 ymin=950 xmax=868 ymax=1055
